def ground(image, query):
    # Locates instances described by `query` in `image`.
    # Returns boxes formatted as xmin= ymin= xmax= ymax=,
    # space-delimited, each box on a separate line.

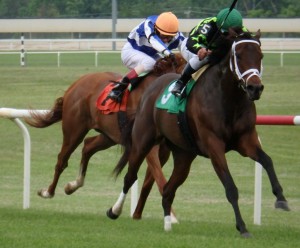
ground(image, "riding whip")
xmin=207 ymin=0 xmax=239 ymax=50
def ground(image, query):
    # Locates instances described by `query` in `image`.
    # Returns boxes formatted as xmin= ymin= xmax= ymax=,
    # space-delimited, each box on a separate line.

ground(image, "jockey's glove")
xmin=168 ymin=53 xmax=177 ymax=67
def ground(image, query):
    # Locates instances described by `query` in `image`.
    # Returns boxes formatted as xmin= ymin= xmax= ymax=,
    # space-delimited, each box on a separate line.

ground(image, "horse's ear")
xmin=255 ymin=29 xmax=261 ymax=39
xmin=228 ymin=27 xmax=238 ymax=37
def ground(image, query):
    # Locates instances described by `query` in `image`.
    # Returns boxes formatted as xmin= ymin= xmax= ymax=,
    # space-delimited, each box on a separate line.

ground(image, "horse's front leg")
xmin=255 ymin=148 xmax=290 ymax=211
xmin=237 ymin=132 xmax=290 ymax=211
xmin=64 ymin=135 xmax=115 ymax=195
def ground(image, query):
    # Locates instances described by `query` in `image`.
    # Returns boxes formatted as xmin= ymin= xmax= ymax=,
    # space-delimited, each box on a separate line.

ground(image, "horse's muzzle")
xmin=246 ymin=83 xmax=264 ymax=101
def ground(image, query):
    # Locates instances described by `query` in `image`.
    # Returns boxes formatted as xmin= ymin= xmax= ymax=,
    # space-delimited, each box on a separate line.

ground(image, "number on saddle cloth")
xmin=156 ymin=79 xmax=196 ymax=114
xmin=155 ymin=64 xmax=209 ymax=114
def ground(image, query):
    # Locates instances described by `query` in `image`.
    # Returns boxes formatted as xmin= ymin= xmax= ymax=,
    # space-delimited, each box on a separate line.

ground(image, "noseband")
xmin=230 ymin=39 xmax=263 ymax=90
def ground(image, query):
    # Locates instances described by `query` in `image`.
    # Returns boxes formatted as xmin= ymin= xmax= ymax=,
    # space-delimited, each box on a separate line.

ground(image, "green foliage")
xmin=0 ymin=0 xmax=300 ymax=18
xmin=247 ymin=9 xmax=274 ymax=18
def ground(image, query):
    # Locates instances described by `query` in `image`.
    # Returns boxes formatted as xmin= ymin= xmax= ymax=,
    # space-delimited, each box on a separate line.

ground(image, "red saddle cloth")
xmin=96 ymin=83 xmax=129 ymax=114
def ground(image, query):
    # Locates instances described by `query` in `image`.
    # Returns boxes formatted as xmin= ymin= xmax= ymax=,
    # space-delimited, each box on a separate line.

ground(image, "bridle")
xmin=229 ymin=39 xmax=263 ymax=91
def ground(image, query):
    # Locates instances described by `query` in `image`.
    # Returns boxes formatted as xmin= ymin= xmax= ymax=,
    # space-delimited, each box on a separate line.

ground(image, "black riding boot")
xmin=108 ymin=77 xmax=130 ymax=101
xmin=171 ymin=63 xmax=196 ymax=97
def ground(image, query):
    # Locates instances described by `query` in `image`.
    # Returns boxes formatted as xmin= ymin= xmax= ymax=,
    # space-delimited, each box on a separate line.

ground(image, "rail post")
xmin=0 ymin=108 xmax=49 ymax=209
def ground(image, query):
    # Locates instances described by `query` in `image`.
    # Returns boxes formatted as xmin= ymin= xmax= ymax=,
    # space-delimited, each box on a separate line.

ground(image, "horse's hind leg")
xmin=133 ymin=144 xmax=178 ymax=223
xmin=107 ymin=127 xmax=156 ymax=219
xmin=38 ymin=127 xmax=88 ymax=198
xmin=133 ymin=141 xmax=170 ymax=219
xmin=108 ymin=146 xmax=154 ymax=219
xmin=132 ymin=165 xmax=156 ymax=219
xmin=65 ymin=134 xmax=115 ymax=195
xmin=162 ymin=151 xmax=195 ymax=231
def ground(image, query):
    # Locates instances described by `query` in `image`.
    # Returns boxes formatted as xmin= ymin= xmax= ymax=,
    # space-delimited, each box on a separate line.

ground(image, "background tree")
xmin=0 ymin=0 xmax=299 ymax=18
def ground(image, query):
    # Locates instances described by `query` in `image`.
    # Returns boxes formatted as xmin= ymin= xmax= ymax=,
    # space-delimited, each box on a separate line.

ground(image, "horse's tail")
xmin=112 ymin=117 xmax=135 ymax=178
xmin=25 ymin=97 xmax=63 ymax=128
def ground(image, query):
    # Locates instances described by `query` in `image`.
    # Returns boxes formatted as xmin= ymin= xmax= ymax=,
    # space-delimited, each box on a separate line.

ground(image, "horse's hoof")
xmin=106 ymin=208 xmax=119 ymax=220
xmin=241 ymin=232 xmax=252 ymax=238
xmin=37 ymin=189 xmax=53 ymax=198
xmin=275 ymin=201 xmax=290 ymax=211
xmin=132 ymin=213 xmax=142 ymax=220
xmin=64 ymin=183 xmax=78 ymax=195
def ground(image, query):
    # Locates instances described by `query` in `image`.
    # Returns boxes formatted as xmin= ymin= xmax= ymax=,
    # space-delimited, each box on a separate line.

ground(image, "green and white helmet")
xmin=216 ymin=8 xmax=243 ymax=32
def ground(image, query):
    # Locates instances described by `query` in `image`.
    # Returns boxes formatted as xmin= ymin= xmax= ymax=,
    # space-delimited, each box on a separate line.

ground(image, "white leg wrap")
xmin=64 ymin=176 xmax=84 ymax=194
xmin=164 ymin=215 xmax=172 ymax=231
xmin=112 ymin=192 xmax=127 ymax=216
xmin=76 ymin=176 xmax=84 ymax=187
xmin=171 ymin=212 xmax=179 ymax=224
xmin=40 ymin=189 xmax=52 ymax=198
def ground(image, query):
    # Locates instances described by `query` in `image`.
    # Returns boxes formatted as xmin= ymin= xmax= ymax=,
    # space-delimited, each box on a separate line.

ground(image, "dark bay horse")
xmin=25 ymin=54 xmax=186 ymax=220
xmin=107 ymin=28 xmax=290 ymax=237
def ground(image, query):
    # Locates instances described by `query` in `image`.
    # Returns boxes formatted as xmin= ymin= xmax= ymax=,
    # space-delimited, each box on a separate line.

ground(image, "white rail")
xmin=0 ymin=38 xmax=300 ymax=51
xmin=0 ymin=108 xmax=49 ymax=209
xmin=0 ymin=50 xmax=299 ymax=67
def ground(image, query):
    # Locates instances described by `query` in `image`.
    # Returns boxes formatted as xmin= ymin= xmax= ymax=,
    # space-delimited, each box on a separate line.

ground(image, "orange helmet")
xmin=155 ymin=12 xmax=179 ymax=36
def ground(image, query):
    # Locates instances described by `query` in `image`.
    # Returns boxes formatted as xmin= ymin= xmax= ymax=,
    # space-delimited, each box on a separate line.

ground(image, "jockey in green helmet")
xmin=171 ymin=8 xmax=247 ymax=98
xmin=216 ymin=8 xmax=243 ymax=33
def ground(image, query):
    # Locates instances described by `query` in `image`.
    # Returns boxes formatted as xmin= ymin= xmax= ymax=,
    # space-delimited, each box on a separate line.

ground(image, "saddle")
xmin=96 ymin=82 xmax=129 ymax=114
xmin=96 ymin=74 xmax=148 ymax=115
xmin=156 ymin=64 xmax=209 ymax=114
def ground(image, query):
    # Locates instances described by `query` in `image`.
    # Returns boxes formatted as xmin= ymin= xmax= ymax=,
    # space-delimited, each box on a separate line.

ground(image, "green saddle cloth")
xmin=156 ymin=79 xmax=196 ymax=114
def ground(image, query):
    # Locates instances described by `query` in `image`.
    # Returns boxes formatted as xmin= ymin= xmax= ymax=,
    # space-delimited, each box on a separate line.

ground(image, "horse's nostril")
xmin=246 ymin=84 xmax=264 ymax=101
xmin=247 ymin=84 xmax=264 ymax=93
xmin=247 ymin=85 xmax=254 ymax=91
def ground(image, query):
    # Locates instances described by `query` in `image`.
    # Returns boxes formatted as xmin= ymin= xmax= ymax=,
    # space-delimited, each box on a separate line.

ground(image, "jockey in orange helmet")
xmin=108 ymin=12 xmax=186 ymax=102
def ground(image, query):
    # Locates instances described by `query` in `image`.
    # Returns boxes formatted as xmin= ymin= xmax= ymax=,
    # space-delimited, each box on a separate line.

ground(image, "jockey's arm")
xmin=144 ymin=19 xmax=172 ymax=56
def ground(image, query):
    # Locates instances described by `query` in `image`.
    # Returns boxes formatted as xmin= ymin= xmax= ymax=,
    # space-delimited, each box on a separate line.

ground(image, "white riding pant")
xmin=121 ymin=43 xmax=162 ymax=74
xmin=121 ymin=40 xmax=202 ymax=74
xmin=179 ymin=38 xmax=205 ymax=71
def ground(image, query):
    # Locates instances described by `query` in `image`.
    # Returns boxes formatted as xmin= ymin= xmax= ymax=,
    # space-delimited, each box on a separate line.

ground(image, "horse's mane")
xmin=152 ymin=53 xmax=186 ymax=76
xmin=208 ymin=27 xmax=258 ymax=65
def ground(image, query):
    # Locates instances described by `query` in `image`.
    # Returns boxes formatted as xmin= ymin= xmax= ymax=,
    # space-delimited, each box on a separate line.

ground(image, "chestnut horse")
xmin=25 ymin=54 xmax=186 ymax=220
xmin=107 ymin=28 xmax=290 ymax=237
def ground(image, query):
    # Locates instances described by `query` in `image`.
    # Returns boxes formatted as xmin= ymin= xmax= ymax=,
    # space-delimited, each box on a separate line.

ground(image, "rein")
xmin=229 ymin=39 xmax=263 ymax=90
